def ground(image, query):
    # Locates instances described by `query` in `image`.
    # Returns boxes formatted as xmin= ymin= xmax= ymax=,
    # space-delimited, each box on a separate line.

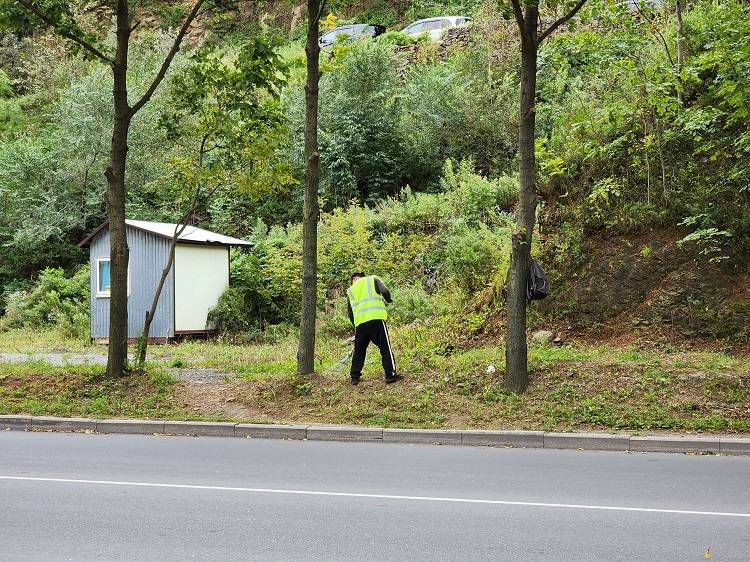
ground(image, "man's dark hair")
xmin=350 ymin=271 xmax=365 ymax=282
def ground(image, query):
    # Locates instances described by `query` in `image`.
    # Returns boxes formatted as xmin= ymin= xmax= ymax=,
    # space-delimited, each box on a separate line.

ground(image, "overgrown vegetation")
xmin=1 ymin=0 xmax=748 ymax=423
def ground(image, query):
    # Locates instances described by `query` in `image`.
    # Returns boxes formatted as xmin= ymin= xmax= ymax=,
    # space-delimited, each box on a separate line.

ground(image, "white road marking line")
xmin=1 ymin=475 xmax=748 ymax=518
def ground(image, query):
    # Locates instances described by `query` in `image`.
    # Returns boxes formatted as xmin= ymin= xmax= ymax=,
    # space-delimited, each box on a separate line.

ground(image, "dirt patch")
xmin=537 ymin=229 xmax=750 ymax=345
xmin=173 ymin=382 xmax=262 ymax=420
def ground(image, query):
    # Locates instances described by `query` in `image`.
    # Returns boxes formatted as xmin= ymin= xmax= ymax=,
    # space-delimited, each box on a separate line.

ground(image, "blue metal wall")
xmin=89 ymin=227 xmax=175 ymax=339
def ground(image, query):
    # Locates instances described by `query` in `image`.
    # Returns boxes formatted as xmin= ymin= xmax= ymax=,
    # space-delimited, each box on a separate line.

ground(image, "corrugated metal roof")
xmin=125 ymin=220 xmax=252 ymax=246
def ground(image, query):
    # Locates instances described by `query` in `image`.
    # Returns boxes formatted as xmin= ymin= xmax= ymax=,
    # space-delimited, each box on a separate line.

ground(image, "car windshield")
xmin=425 ymin=19 xmax=449 ymax=30
xmin=321 ymin=27 xmax=354 ymax=43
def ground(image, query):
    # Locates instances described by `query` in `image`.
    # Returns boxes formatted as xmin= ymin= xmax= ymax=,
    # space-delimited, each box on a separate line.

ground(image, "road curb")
xmin=308 ymin=425 xmax=383 ymax=441
xmin=235 ymin=423 xmax=308 ymax=440
xmin=544 ymin=432 xmax=630 ymax=451
xmin=1 ymin=415 xmax=749 ymax=455
xmin=0 ymin=415 xmax=31 ymax=431
xmin=96 ymin=419 xmax=165 ymax=435
xmin=383 ymin=428 xmax=463 ymax=445
xmin=32 ymin=416 xmax=97 ymax=432
xmin=630 ymin=435 xmax=722 ymax=454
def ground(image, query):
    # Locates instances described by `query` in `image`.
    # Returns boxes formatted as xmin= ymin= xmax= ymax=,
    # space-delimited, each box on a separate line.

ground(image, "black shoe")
xmin=384 ymin=374 xmax=402 ymax=384
xmin=350 ymin=376 xmax=360 ymax=386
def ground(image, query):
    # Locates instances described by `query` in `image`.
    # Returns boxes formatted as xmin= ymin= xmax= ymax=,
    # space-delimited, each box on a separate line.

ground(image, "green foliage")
xmin=537 ymin=0 xmax=750 ymax=256
xmin=372 ymin=188 xmax=452 ymax=234
xmin=4 ymin=0 xmax=750 ymax=345
xmin=388 ymin=284 xmax=433 ymax=324
xmin=157 ymin=3 xmax=188 ymax=30
xmin=442 ymin=159 xmax=518 ymax=225
xmin=375 ymin=30 xmax=423 ymax=46
xmin=437 ymin=221 xmax=505 ymax=295
xmin=159 ymin=36 xmax=293 ymax=201
xmin=318 ymin=40 xmax=404 ymax=206
xmin=0 ymin=0 xmax=108 ymax=61
xmin=0 ymin=266 xmax=89 ymax=339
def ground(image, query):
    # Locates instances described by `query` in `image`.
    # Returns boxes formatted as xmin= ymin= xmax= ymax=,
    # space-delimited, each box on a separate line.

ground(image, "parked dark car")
xmin=319 ymin=24 xmax=386 ymax=49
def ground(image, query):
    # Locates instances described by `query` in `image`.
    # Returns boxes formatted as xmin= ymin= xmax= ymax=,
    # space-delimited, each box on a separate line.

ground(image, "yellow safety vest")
xmin=347 ymin=276 xmax=387 ymax=327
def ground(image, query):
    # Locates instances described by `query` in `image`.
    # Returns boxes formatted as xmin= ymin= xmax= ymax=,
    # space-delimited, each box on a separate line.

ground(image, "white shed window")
xmin=96 ymin=259 xmax=111 ymax=297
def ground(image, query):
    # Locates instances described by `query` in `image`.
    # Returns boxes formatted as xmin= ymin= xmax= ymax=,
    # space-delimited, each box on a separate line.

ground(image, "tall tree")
xmin=505 ymin=0 xmax=588 ymax=393
xmin=0 ymin=0 xmax=210 ymax=376
xmin=297 ymin=0 xmax=326 ymax=375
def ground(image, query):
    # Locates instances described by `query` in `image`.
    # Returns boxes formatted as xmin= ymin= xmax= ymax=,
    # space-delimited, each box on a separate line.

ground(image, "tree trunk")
xmin=136 ymin=233 xmax=179 ymax=368
xmin=505 ymin=11 xmax=538 ymax=393
xmin=105 ymin=0 xmax=132 ymax=378
xmin=297 ymin=0 xmax=323 ymax=375
xmin=675 ymin=0 xmax=685 ymax=104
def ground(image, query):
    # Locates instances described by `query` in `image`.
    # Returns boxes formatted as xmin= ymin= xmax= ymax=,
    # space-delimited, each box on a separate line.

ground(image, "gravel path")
xmin=166 ymin=368 xmax=235 ymax=383
xmin=0 ymin=353 xmax=234 ymax=383
xmin=0 ymin=353 xmax=110 ymax=366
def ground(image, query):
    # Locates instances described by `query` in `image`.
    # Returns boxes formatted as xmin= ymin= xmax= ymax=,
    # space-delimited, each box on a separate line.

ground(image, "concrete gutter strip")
xmin=0 ymin=415 xmax=31 ymax=430
xmin=1 ymin=415 xmax=749 ymax=455
xmin=720 ymin=438 xmax=750 ymax=455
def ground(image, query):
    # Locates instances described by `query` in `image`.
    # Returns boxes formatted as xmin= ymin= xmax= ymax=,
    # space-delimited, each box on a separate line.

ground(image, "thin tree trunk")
xmin=297 ymin=0 xmax=324 ymax=375
xmin=505 ymin=9 xmax=538 ymax=394
xmin=104 ymin=0 xmax=132 ymax=378
xmin=675 ymin=0 xmax=685 ymax=104
xmin=652 ymin=111 xmax=668 ymax=199
xmin=137 ymin=227 xmax=182 ymax=367
xmin=137 ymin=180 xmax=222 ymax=367
xmin=643 ymin=119 xmax=651 ymax=206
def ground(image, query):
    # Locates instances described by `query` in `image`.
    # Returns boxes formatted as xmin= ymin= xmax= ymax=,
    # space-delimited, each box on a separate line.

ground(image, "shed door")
xmin=174 ymin=244 xmax=229 ymax=331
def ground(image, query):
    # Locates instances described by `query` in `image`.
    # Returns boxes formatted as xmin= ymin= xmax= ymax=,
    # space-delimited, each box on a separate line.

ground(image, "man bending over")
xmin=346 ymin=272 xmax=402 ymax=386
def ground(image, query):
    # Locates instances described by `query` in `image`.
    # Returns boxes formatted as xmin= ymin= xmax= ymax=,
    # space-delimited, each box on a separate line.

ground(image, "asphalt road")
xmin=1 ymin=432 xmax=749 ymax=561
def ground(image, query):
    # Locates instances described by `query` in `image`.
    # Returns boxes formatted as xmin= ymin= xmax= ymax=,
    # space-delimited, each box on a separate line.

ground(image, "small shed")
xmin=79 ymin=219 xmax=251 ymax=342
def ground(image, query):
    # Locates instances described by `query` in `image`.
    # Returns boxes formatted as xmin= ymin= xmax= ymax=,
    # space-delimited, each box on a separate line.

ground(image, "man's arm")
xmin=374 ymin=277 xmax=392 ymax=304
xmin=347 ymin=299 xmax=355 ymax=325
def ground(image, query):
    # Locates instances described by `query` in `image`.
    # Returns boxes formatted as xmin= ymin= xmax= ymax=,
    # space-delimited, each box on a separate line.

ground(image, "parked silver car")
xmin=319 ymin=24 xmax=386 ymax=49
xmin=402 ymin=16 xmax=471 ymax=41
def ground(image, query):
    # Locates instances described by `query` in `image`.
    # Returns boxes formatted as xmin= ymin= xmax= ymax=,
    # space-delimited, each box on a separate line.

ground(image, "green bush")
xmin=388 ymin=284 xmax=433 ymax=324
xmin=206 ymin=287 xmax=256 ymax=337
xmin=372 ymin=187 xmax=452 ymax=234
xmin=443 ymin=159 xmax=518 ymax=225
xmin=376 ymin=31 xmax=422 ymax=46
xmin=0 ymin=266 xmax=90 ymax=338
xmin=439 ymin=222 xmax=504 ymax=295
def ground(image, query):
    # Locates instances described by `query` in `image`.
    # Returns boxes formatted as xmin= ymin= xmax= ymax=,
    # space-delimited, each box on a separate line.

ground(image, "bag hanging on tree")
xmin=526 ymin=259 xmax=550 ymax=302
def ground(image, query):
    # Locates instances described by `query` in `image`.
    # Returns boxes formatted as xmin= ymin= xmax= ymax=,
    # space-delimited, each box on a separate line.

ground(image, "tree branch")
xmin=509 ymin=0 xmax=525 ymax=31
xmin=14 ymin=0 xmax=113 ymax=63
xmin=129 ymin=0 xmax=206 ymax=116
xmin=538 ymin=0 xmax=588 ymax=43
xmin=316 ymin=0 xmax=328 ymax=23
xmin=632 ymin=2 xmax=675 ymax=68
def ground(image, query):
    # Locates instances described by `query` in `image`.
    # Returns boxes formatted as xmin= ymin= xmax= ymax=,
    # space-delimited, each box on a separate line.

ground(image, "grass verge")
xmin=0 ymin=328 xmax=748 ymax=432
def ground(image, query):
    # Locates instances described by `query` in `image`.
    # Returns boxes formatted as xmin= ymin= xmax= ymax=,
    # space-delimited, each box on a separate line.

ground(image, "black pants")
xmin=350 ymin=319 xmax=396 ymax=380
